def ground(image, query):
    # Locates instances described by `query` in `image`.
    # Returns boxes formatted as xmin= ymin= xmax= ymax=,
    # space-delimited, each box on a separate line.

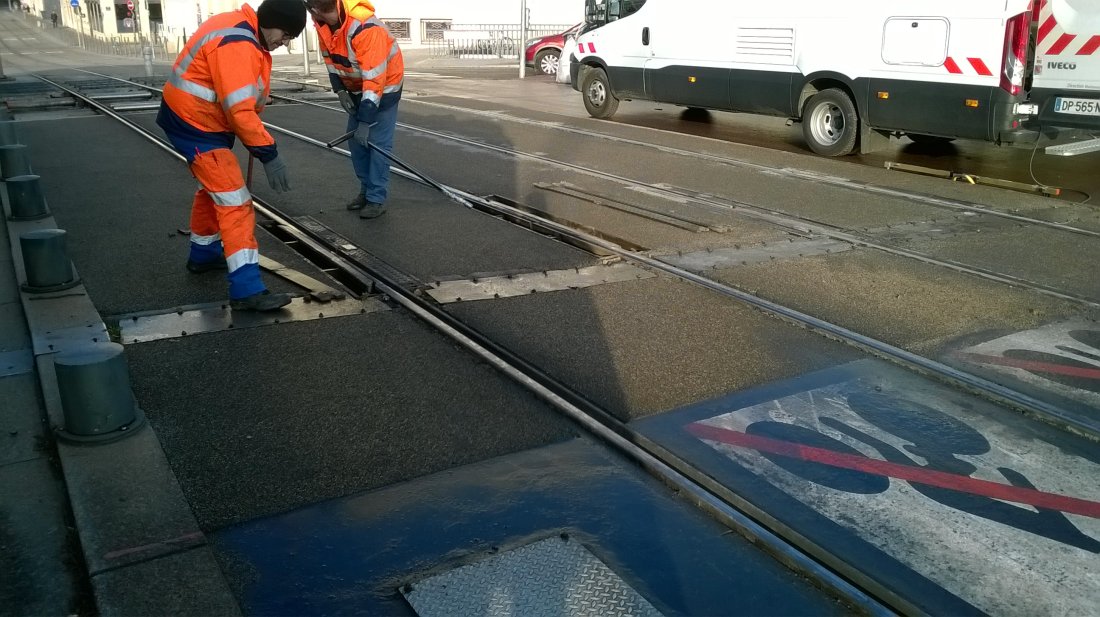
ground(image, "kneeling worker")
xmin=157 ymin=0 xmax=306 ymax=311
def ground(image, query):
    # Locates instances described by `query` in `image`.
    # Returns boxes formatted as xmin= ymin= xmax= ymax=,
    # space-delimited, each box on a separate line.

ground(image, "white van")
xmin=570 ymin=0 xmax=1100 ymax=156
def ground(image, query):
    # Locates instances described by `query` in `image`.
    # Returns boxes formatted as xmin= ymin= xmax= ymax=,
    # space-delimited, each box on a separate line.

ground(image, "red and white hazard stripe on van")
xmin=1035 ymin=0 xmax=1100 ymax=56
xmin=944 ymin=57 xmax=994 ymax=76
xmin=578 ymin=42 xmax=597 ymax=55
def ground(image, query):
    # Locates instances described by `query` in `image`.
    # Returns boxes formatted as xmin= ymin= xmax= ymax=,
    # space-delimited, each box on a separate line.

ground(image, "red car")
xmin=524 ymin=23 xmax=582 ymax=76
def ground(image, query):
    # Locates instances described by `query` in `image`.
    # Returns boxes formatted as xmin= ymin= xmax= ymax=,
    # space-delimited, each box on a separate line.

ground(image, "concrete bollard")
xmin=0 ymin=119 xmax=18 ymax=145
xmin=0 ymin=143 xmax=32 ymax=179
xmin=54 ymin=343 xmax=146 ymax=445
xmin=7 ymin=175 xmax=50 ymax=221
xmin=19 ymin=229 xmax=80 ymax=293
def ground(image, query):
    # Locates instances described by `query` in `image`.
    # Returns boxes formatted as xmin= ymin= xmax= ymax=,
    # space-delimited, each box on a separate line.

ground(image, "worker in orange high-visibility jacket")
xmin=307 ymin=0 xmax=403 ymax=219
xmin=157 ymin=0 xmax=306 ymax=312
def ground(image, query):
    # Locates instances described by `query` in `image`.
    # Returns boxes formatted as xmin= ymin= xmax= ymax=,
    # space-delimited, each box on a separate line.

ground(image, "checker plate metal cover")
xmin=401 ymin=537 xmax=664 ymax=617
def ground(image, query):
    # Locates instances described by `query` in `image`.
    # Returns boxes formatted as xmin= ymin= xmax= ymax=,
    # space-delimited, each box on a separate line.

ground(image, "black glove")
xmin=354 ymin=122 xmax=371 ymax=149
xmin=262 ymin=155 xmax=290 ymax=192
xmin=337 ymin=90 xmax=357 ymax=115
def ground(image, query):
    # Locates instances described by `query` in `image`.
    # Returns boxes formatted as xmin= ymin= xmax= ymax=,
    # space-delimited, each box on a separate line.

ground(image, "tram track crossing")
xmin=35 ymin=68 xmax=1100 ymax=440
xmin=59 ymin=68 xmax=1100 ymax=313
xmin=21 ymin=67 xmax=1100 ymax=616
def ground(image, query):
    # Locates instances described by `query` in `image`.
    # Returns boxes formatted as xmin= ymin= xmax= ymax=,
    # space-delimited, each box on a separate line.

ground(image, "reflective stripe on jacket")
xmin=314 ymin=0 xmax=404 ymax=108
xmin=162 ymin=5 xmax=275 ymax=158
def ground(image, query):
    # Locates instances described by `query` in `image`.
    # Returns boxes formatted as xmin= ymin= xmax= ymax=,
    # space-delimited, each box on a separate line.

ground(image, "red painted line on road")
xmin=958 ymin=352 xmax=1100 ymax=380
xmin=944 ymin=57 xmax=963 ymax=74
xmin=968 ymin=58 xmax=993 ymax=76
xmin=103 ymin=531 xmax=205 ymax=561
xmin=686 ymin=423 xmax=1100 ymax=519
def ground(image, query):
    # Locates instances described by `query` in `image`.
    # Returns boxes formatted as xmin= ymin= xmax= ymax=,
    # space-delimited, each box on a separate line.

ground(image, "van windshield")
xmin=585 ymin=0 xmax=646 ymax=28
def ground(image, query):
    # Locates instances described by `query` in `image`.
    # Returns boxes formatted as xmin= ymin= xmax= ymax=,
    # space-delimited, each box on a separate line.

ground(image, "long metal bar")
xmin=37 ymin=72 xmax=895 ymax=616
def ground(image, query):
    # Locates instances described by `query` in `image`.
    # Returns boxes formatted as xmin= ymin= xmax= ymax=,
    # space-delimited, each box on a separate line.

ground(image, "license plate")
xmin=1054 ymin=97 xmax=1100 ymax=116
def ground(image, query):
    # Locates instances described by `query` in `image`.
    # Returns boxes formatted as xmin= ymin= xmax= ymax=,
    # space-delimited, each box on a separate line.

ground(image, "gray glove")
xmin=262 ymin=155 xmax=290 ymax=193
xmin=354 ymin=122 xmax=371 ymax=149
xmin=337 ymin=90 xmax=357 ymax=115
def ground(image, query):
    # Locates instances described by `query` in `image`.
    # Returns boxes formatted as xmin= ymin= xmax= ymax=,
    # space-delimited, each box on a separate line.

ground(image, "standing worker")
xmin=156 ymin=0 xmax=306 ymax=311
xmin=307 ymin=0 xmax=403 ymax=219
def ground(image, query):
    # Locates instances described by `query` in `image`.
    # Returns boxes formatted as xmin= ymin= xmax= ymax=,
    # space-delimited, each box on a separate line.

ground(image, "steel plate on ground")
xmin=117 ymin=297 xmax=386 ymax=344
xmin=402 ymin=536 xmax=663 ymax=617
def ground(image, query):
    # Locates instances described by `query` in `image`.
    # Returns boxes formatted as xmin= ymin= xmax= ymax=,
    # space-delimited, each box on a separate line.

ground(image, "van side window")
xmin=586 ymin=0 xmax=646 ymax=27
xmin=611 ymin=0 xmax=646 ymax=20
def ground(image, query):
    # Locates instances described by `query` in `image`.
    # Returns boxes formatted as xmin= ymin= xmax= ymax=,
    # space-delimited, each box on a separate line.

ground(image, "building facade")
xmin=58 ymin=0 xmax=582 ymax=49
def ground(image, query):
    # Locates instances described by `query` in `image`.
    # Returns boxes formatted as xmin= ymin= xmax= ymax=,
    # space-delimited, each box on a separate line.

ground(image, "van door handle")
xmin=642 ymin=27 xmax=650 ymax=45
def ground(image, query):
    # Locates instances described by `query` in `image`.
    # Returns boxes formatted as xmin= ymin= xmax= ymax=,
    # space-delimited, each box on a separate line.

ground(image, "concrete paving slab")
xmin=0 ymin=457 xmax=90 ymax=617
xmin=0 ymin=301 xmax=29 ymax=352
xmin=92 ymin=546 xmax=242 ymax=617
xmin=0 ymin=372 xmax=46 ymax=467
xmin=35 ymin=356 xmax=208 ymax=576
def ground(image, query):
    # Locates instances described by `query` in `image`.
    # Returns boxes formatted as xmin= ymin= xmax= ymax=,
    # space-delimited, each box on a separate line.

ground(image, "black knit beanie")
xmin=257 ymin=0 xmax=307 ymax=37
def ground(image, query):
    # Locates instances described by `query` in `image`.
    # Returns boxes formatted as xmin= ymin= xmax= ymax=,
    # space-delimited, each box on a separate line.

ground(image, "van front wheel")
xmin=582 ymin=68 xmax=619 ymax=119
xmin=801 ymin=88 xmax=859 ymax=156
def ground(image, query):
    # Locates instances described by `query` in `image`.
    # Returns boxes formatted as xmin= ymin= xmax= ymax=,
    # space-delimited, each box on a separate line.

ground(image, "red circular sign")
xmin=126 ymin=0 xmax=133 ymax=9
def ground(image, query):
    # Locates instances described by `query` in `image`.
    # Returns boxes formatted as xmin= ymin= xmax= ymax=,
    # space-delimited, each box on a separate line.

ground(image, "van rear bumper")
xmin=1026 ymin=87 xmax=1100 ymax=132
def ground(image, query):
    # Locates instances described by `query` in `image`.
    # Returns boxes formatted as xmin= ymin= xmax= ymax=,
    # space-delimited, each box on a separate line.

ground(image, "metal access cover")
xmin=117 ymin=297 xmax=385 ymax=344
xmin=426 ymin=263 xmax=653 ymax=304
xmin=401 ymin=536 xmax=664 ymax=617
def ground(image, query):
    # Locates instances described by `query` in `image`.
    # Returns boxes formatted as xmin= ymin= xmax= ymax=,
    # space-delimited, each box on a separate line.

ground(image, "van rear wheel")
xmin=802 ymin=88 xmax=859 ymax=156
xmin=582 ymin=68 xmax=619 ymax=119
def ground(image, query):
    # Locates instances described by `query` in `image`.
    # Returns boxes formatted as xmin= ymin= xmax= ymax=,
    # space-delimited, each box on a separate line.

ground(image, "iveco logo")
xmin=1048 ymin=62 xmax=1078 ymax=70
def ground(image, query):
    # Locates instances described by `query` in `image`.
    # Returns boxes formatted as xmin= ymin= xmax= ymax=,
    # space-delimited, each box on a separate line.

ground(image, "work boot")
xmin=345 ymin=193 xmax=367 ymax=210
xmin=359 ymin=202 xmax=387 ymax=219
xmin=185 ymin=258 xmax=228 ymax=273
xmin=229 ymin=290 xmax=292 ymax=312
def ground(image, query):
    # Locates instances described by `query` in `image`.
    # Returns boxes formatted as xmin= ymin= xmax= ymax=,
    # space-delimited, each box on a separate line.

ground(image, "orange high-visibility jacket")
xmin=162 ymin=5 xmax=275 ymax=154
xmin=314 ymin=0 xmax=404 ymax=113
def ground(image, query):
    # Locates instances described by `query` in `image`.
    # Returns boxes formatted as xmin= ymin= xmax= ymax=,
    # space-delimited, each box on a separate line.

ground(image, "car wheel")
xmin=581 ymin=68 xmax=619 ymax=119
xmin=801 ymin=88 xmax=859 ymax=156
xmin=534 ymin=49 xmax=560 ymax=75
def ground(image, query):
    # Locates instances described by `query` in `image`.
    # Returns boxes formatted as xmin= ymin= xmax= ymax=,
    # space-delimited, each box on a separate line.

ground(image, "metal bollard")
xmin=54 ymin=342 xmax=146 ymax=445
xmin=142 ymin=45 xmax=154 ymax=76
xmin=19 ymin=229 xmax=80 ymax=293
xmin=7 ymin=174 xmax=50 ymax=221
xmin=0 ymin=120 xmax=18 ymax=146
xmin=0 ymin=143 xmax=31 ymax=179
